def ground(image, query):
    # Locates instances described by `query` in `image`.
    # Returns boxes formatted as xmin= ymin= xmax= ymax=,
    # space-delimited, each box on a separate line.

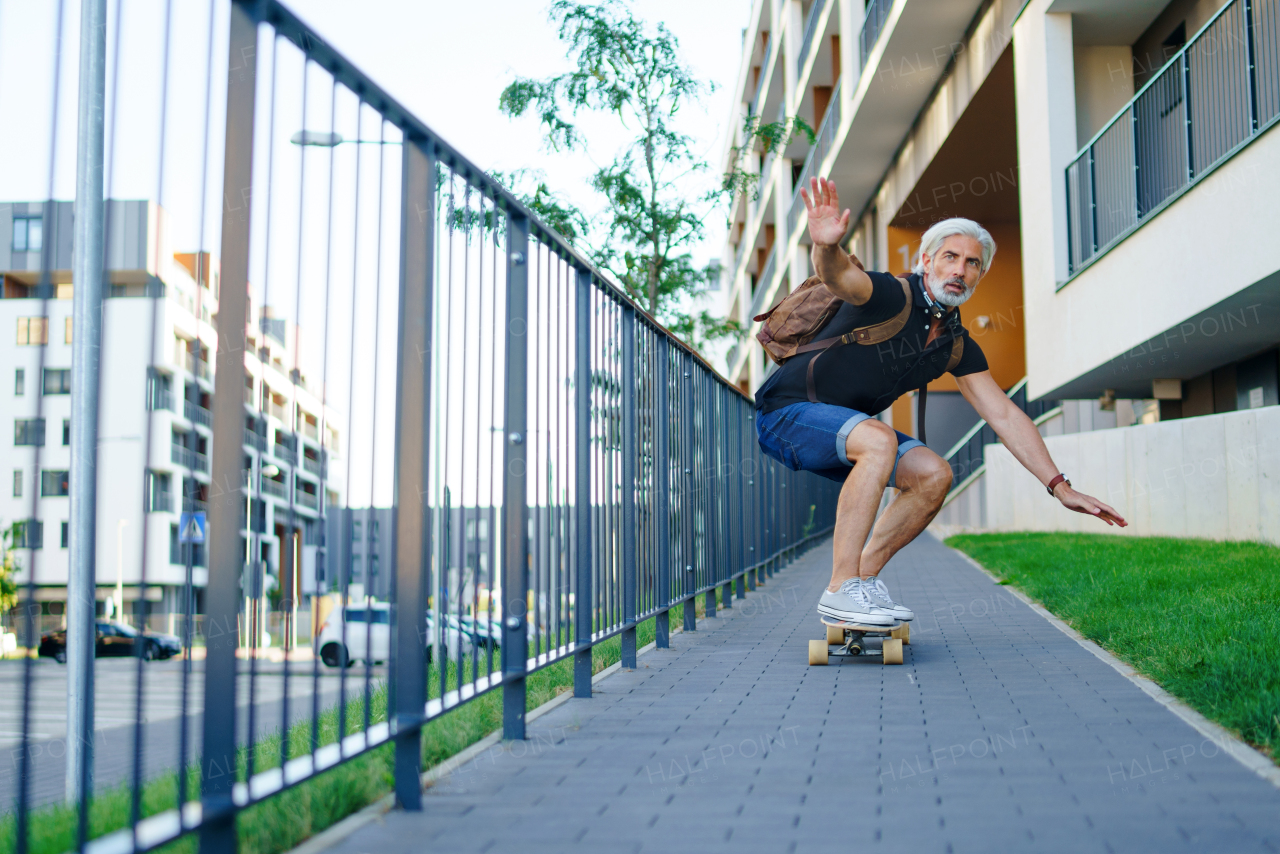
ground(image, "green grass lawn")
xmin=946 ymin=532 xmax=1280 ymax=761
xmin=0 ymin=598 xmax=717 ymax=854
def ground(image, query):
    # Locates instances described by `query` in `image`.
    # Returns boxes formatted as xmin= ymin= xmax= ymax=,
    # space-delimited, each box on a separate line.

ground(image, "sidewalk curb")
xmin=283 ymin=580 xmax=772 ymax=854
xmin=940 ymin=535 xmax=1280 ymax=791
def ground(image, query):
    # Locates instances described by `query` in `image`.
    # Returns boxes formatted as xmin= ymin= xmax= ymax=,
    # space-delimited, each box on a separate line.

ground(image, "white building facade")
xmin=0 ymin=200 xmax=345 ymax=629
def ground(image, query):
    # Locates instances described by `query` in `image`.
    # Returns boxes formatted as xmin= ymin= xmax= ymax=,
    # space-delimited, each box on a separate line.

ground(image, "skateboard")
xmin=808 ymin=617 xmax=910 ymax=666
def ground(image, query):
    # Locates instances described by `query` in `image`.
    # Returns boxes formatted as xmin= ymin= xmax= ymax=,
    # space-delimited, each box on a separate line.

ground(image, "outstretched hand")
xmin=799 ymin=177 xmax=851 ymax=247
xmin=1054 ymin=484 xmax=1128 ymax=527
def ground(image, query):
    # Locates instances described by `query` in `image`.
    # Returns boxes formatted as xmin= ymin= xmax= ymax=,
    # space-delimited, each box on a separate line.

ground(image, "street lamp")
xmin=290 ymin=130 xmax=400 ymax=147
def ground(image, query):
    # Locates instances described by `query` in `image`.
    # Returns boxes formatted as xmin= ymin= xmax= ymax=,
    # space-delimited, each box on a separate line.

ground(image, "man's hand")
xmin=800 ymin=176 xmax=851 ymax=246
xmin=1053 ymin=483 xmax=1128 ymax=526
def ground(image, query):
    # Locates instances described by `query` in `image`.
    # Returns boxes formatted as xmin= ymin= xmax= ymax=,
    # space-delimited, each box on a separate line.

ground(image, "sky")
xmin=0 ymin=0 xmax=753 ymax=507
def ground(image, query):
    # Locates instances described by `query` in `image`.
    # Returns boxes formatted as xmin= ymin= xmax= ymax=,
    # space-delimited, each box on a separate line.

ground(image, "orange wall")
xmin=885 ymin=221 xmax=1025 ymax=393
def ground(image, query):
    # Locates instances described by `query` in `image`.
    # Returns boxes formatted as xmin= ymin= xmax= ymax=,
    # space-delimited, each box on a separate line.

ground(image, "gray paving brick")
xmin=319 ymin=535 xmax=1280 ymax=854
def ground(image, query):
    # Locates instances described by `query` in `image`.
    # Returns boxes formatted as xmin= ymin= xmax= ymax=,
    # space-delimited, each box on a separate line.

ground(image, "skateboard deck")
xmin=810 ymin=617 xmax=910 ymax=666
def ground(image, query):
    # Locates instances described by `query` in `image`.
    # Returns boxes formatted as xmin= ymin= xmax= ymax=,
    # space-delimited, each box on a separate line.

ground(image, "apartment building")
xmin=0 ymin=200 xmax=345 ymax=630
xmin=720 ymin=0 xmax=1279 ymax=544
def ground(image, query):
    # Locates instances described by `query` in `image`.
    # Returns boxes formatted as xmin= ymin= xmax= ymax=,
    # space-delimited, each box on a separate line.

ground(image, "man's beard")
xmin=926 ymin=271 xmax=975 ymax=307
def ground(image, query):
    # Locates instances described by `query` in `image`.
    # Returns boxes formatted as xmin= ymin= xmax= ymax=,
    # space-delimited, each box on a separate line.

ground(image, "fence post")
xmin=681 ymin=354 xmax=697 ymax=632
xmin=574 ymin=268 xmax=593 ymax=697
xmin=736 ymin=401 xmax=747 ymax=600
xmin=202 ymin=4 xmax=257 ymax=852
xmin=746 ymin=411 xmax=757 ymax=593
xmin=501 ymin=213 xmax=530 ymax=739
xmin=654 ymin=337 xmax=670 ymax=648
xmin=390 ymin=139 xmax=435 ymax=809
xmin=66 ymin=0 xmax=106 ymax=813
xmin=620 ymin=305 xmax=637 ymax=668
xmin=704 ymin=375 xmax=719 ymax=618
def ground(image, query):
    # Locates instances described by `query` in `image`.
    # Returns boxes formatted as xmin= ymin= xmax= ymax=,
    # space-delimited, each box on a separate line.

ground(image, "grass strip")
xmin=2 ymin=601 xmax=703 ymax=854
xmin=946 ymin=532 xmax=1280 ymax=761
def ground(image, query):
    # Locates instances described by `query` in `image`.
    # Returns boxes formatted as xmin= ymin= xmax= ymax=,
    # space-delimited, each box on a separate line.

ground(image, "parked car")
xmin=315 ymin=604 xmax=469 ymax=668
xmin=39 ymin=620 xmax=182 ymax=663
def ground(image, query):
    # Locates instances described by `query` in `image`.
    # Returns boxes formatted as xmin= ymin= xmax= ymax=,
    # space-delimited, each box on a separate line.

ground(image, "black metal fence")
xmin=942 ymin=379 xmax=1060 ymax=492
xmin=1067 ymin=0 xmax=1280 ymax=273
xmin=1 ymin=2 xmax=838 ymax=853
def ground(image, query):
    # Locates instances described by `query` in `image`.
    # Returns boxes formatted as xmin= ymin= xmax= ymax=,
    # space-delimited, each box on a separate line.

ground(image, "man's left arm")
xmin=955 ymin=370 xmax=1127 ymax=526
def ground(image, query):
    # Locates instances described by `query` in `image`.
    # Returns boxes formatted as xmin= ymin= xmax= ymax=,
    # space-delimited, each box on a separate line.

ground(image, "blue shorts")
xmin=756 ymin=402 xmax=924 ymax=487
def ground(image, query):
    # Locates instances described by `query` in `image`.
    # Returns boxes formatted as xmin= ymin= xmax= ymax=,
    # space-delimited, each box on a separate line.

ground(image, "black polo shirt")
xmin=755 ymin=271 xmax=988 ymax=416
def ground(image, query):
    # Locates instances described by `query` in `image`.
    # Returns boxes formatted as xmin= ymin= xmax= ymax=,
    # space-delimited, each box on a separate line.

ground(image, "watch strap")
xmin=1046 ymin=473 xmax=1069 ymax=495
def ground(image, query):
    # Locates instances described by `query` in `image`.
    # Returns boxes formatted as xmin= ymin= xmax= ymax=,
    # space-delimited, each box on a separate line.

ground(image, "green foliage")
xmin=722 ymin=115 xmax=816 ymax=204
xmin=0 ymin=526 xmax=16 ymax=617
xmin=947 ymin=532 xmax=1280 ymax=761
xmin=490 ymin=169 xmax=588 ymax=246
xmin=499 ymin=0 xmax=732 ymax=350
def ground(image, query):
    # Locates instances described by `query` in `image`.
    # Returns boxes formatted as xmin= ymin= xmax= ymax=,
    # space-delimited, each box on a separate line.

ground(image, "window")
xmin=15 ymin=368 xmax=24 ymax=396
xmin=62 ymin=419 xmax=70 ymax=445
xmin=12 ymin=216 xmax=43 ymax=252
xmin=41 ymin=470 xmax=69 ymax=497
xmin=61 ymin=521 xmax=68 ymax=548
xmin=352 ymin=520 xmax=362 ymax=543
xmin=12 ymin=520 xmax=43 ymax=549
xmin=43 ymin=369 xmax=70 ymax=395
xmin=15 ymin=419 xmax=45 ymax=446
xmin=342 ymin=608 xmax=389 ymax=624
xmin=145 ymin=471 xmax=171 ymax=513
xmin=65 ymin=317 xmax=73 ymax=344
xmin=12 ymin=470 xmax=22 ymax=498
xmin=17 ymin=317 xmax=48 ymax=346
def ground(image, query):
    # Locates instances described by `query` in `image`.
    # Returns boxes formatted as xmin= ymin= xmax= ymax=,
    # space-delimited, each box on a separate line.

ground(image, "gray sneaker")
xmin=817 ymin=578 xmax=894 ymax=626
xmin=864 ymin=576 xmax=913 ymax=621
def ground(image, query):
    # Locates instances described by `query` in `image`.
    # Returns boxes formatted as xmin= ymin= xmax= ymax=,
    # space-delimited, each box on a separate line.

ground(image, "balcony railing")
xmin=787 ymin=76 xmax=843 ymax=241
xmin=750 ymin=34 xmax=774 ymax=118
xmin=147 ymin=389 xmax=173 ymax=412
xmin=797 ymin=0 xmax=830 ymax=77
xmin=302 ymin=455 xmax=325 ymax=477
xmin=859 ymin=0 xmax=895 ymax=75
xmin=184 ymin=400 xmax=212 ymax=427
xmin=243 ymin=428 xmax=266 ymax=452
xmin=260 ymin=477 xmax=288 ymax=500
xmin=943 ymin=378 xmax=1061 ymax=492
xmin=273 ymin=444 xmax=297 ymax=465
xmin=295 ymin=489 xmax=319 ymax=510
xmin=750 ymin=247 xmax=779 ymax=320
xmin=1066 ymin=0 xmax=1279 ymax=274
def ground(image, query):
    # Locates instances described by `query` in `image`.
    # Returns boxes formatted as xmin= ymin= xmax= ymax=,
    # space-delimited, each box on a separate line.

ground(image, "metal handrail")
xmin=797 ymin=0 xmax=831 ymax=77
xmin=1065 ymin=0 xmax=1277 ymax=273
xmin=941 ymin=376 xmax=1060 ymax=493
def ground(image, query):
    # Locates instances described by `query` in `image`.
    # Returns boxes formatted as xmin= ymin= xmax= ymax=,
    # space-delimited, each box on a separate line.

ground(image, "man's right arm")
xmin=801 ymin=177 xmax=873 ymax=305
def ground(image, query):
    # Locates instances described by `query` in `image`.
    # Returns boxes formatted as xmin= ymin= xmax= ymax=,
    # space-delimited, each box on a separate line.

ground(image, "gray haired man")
xmin=755 ymin=177 xmax=1126 ymax=625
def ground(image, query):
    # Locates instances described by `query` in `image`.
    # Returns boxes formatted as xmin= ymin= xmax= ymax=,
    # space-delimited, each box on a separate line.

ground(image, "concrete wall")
xmin=974 ymin=406 xmax=1280 ymax=544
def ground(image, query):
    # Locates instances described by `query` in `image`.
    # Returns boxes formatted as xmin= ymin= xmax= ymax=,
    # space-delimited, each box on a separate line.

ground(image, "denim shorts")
xmin=756 ymin=402 xmax=924 ymax=487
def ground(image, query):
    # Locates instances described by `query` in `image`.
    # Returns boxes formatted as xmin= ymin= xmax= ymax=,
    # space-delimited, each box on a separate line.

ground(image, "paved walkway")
xmin=324 ymin=534 xmax=1280 ymax=853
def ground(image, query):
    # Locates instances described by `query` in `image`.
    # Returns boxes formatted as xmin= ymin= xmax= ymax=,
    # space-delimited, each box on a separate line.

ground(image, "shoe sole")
xmin=817 ymin=603 xmax=894 ymax=626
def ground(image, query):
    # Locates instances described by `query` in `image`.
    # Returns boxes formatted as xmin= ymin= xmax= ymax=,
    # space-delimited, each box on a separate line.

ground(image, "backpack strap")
xmin=945 ymin=335 xmax=964 ymax=373
xmin=803 ymin=277 xmax=913 ymax=403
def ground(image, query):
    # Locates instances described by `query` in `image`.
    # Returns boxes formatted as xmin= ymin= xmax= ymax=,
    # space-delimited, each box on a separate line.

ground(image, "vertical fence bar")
xmin=391 ymin=139 xmax=435 ymax=810
xmin=502 ymin=213 xmax=531 ymax=739
xmin=1246 ymin=0 xmax=1260 ymax=131
xmin=704 ymin=374 xmax=718 ymax=618
xmin=736 ymin=403 xmax=747 ymax=599
xmin=202 ymin=4 xmax=257 ymax=852
xmin=66 ymin=0 xmax=107 ymax=812
xmin=574 ymin=268 xmax=593 ymax=697
xmin=620 ymin=305 xmax=638 ymax=668
xmin=654 ymin=336 xmax=670 ymax=648
xmin=681 ymin=354 xmax=696 ymax=632
xmin=1183 ymin=51 xmax=1196 ymax=181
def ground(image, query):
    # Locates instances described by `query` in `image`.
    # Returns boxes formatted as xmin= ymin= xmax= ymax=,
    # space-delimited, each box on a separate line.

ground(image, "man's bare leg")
xmin=827 ymin=420 xmax=898 ymax=592
xmin=859 ymin=446 xmax=953 ymax=578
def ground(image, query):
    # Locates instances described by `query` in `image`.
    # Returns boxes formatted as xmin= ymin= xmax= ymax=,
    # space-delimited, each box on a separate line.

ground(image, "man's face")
xmin=922 ymin=234 xmax=984 ymax=307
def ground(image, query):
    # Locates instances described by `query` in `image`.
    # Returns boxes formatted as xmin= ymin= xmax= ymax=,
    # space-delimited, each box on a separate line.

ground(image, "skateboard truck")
xmin=809 ymin=618 xmax=909 ymax=666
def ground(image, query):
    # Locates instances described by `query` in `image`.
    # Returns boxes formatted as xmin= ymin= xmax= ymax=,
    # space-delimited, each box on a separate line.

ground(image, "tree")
xmin=0 ymin=526 xmax=18 ymax=631
xmin=500 ymin=0 xmax=732 ymax=348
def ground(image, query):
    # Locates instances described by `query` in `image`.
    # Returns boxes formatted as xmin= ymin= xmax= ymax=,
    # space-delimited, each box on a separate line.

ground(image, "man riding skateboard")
xmin=755 ymin=177 xmax=1127 ymax=627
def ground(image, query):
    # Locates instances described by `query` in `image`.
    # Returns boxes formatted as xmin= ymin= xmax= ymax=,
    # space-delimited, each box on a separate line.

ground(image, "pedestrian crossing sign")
xmin=179 ymin=511 xmax=207 ymax=544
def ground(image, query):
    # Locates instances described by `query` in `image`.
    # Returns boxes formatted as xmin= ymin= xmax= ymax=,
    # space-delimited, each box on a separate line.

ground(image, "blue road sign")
xmin=179 ymin=511 xmax=207 ymax=544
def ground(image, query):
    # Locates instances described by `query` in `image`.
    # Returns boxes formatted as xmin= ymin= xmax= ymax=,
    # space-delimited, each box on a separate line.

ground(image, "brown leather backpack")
xmin=753 ymin=266 xmax=963 ymax=420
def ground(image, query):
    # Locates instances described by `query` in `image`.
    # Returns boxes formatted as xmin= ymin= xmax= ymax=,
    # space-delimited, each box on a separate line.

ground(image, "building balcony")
xmin=170 ymin=445 xmax=209 ymax=473
xmin=244 ymin=428 xmax=266 ymax=452
xmin=260 ymin=477 xmax=288 ymax=500
xmin=184 ymin=400 xmax=212 ymax=428
xmin=302 ymin=455 xmax=325 ymax=477
xmin=296 ymin=490 xmax=319 ymax=510
xmin=272 ymin=444 xmax=297 ymax=465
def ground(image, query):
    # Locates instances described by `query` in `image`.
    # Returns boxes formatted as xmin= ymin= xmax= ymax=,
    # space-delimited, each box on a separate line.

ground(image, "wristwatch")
xmin=1046 ymin=473 xmax=1070 ymax=495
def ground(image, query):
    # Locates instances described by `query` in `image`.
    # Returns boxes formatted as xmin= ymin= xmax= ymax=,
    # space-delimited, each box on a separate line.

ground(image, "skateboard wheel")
xmin=827 ymin=625 xmax=845 ymax=645
xmin=883 ymin=638 xmax=903 ymax=665
xmin=808 ymin=639 xmax=828 ymax=666
xmin=891 ymin=623 xmax=910 ymax=645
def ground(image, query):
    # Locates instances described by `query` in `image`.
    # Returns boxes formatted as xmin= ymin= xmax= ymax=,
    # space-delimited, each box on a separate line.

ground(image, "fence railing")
xmin=860 ymin=0 xmax=896 ymax=76
xmin=1066 ymin=0 xmax=1280 ymax=273
xmin=786 ymin=77 xmax=842 ymax=244
xmin=2 ymin=3 xmax=840 ymax=854
xmin=797 ymin=0 xmax=832 ymax=78
xmin=942 ymin=377 xmax=1061 ymax=492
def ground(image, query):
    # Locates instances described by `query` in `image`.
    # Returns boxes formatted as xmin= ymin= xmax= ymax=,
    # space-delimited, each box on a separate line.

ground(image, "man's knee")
xmin=846 ymin=419 xmax=898 ymax=465
xmin=910 ymin=454 xmax=953 ymax=499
